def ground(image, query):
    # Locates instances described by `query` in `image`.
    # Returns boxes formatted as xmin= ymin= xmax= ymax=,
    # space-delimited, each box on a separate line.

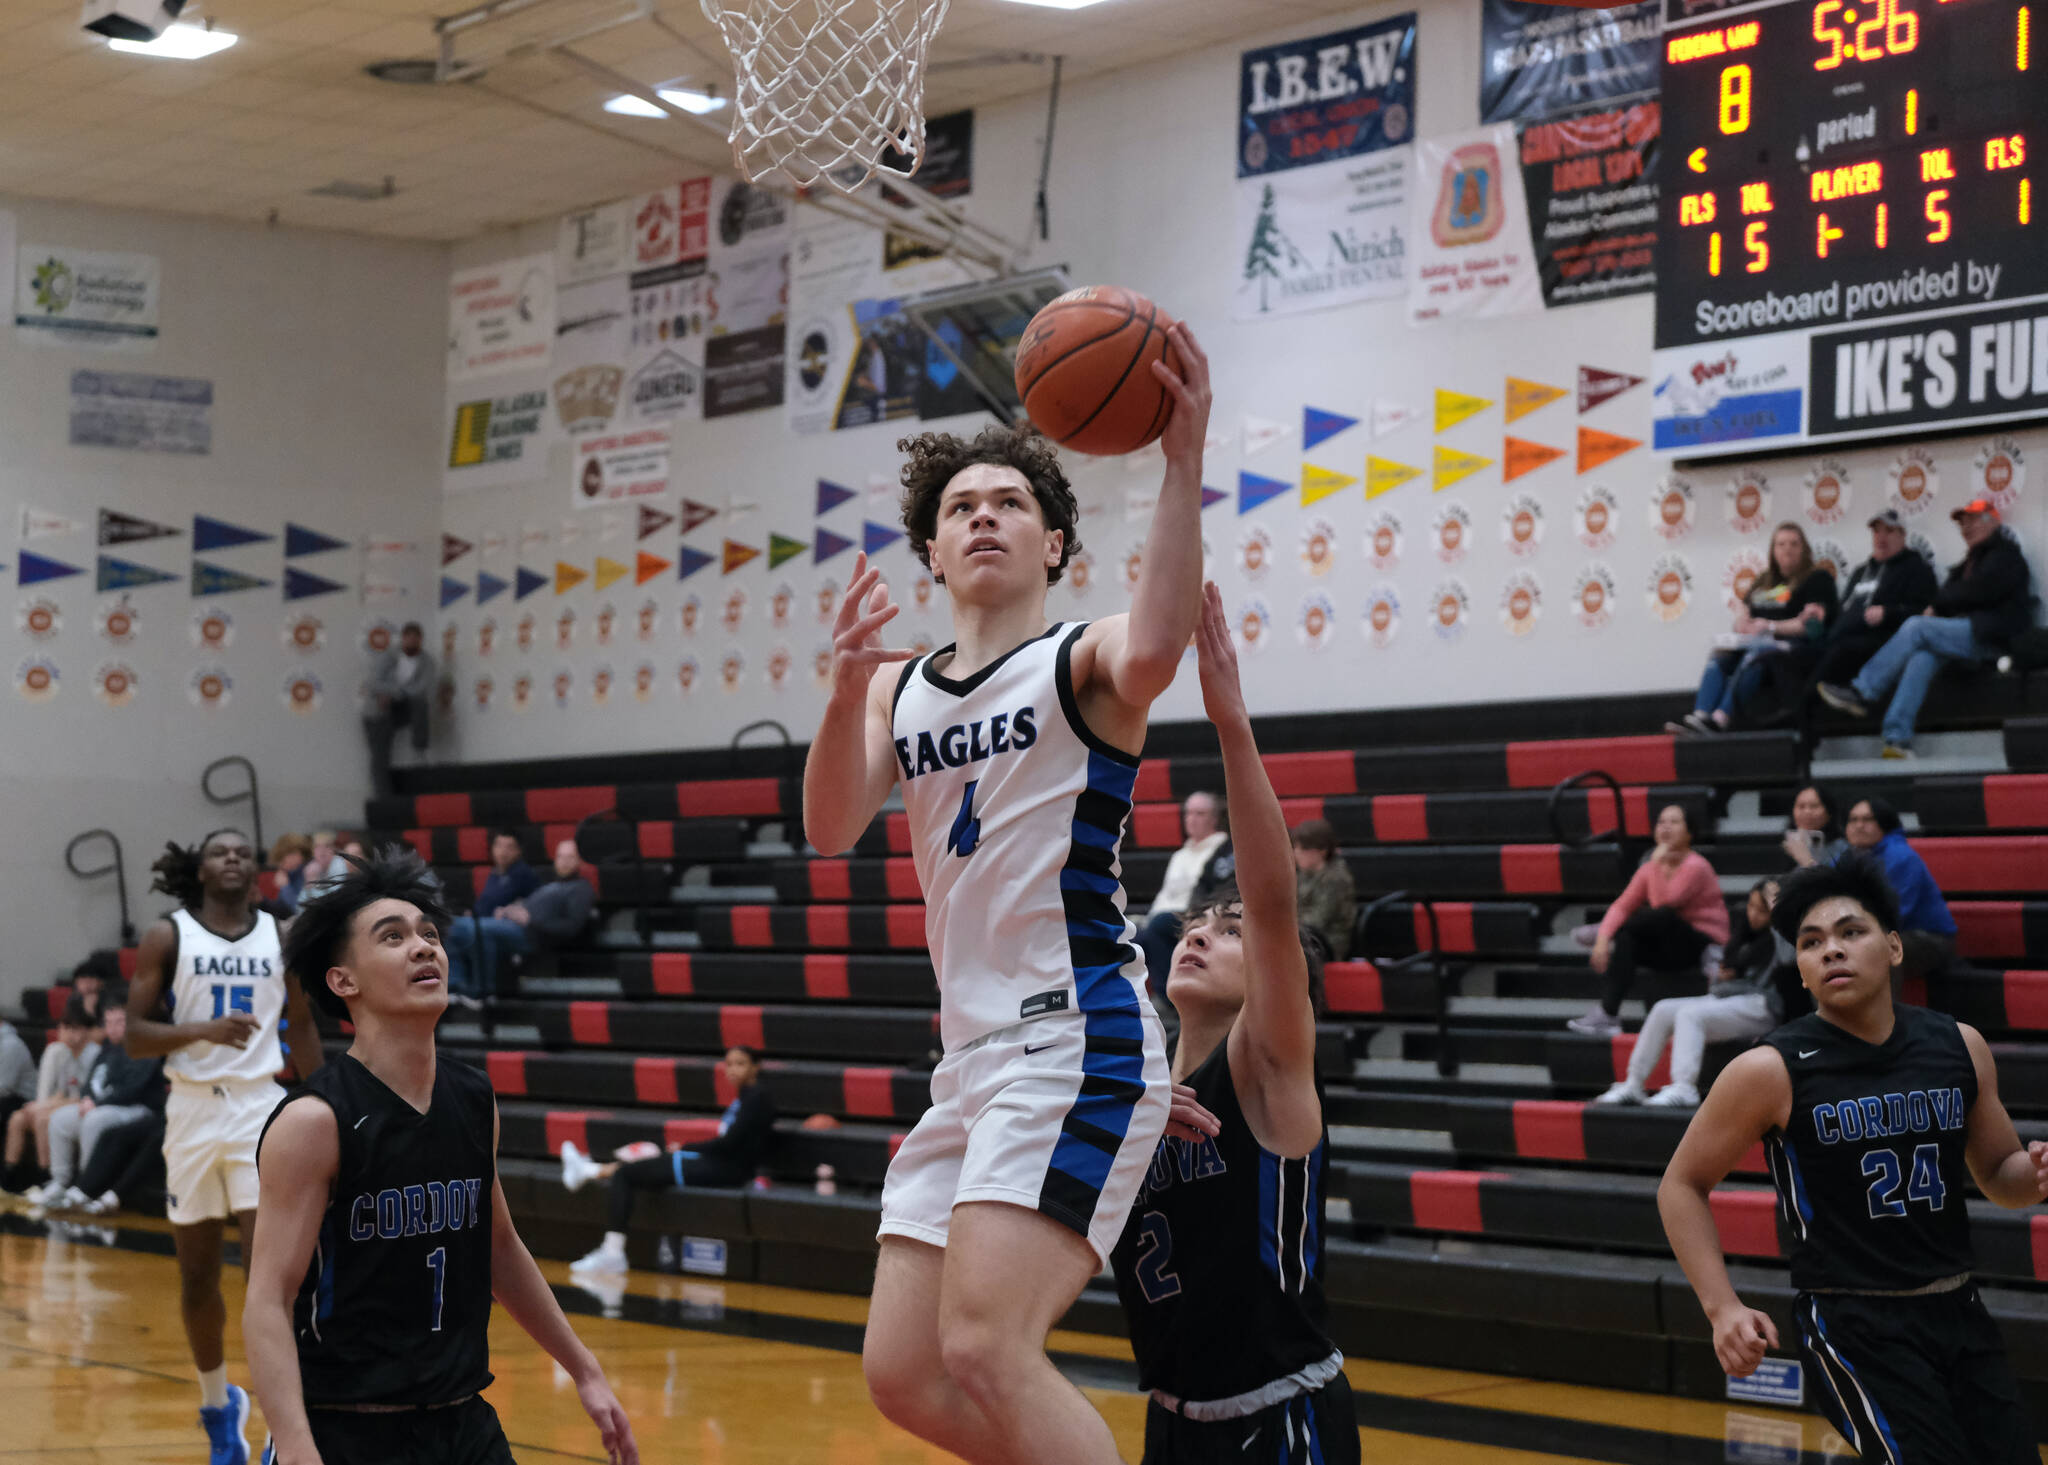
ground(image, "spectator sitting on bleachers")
xmin=68 ymin=1106 xmax=165 ymax=1215
xmin=64 ymin=953 xmax=117 ymax=1031
xmin=1673 ymin=523 xmax=1838 ymax=736
xmin=1291 ymin=817 xmax=1356 ymax=961
xmin=0 ymin=995 xmax=99 ymax=1194
xmin=0 ymin=1013 xmax=36 ymax=1141
xmin=301 ymin=830 xmax=352 ymax=899
xmin=1818 ymin=498 xmax=2037 ymax=758
xmin=1786 ymin=510 xmax=1938 ymax=705
xmin=1596 ymin=879 xmax=1790 ymax=1109
xmin=1780 ymin=784 xmax=1845 ymax=870
xmin=267 ymin=832 xmax=314 ymax=911
xmin=445 ymin=838 xmax=588 ymax=1005
xmin=560 ymin=1046 xmax=776 ymax=1274
xmin=1568 ymin=805 xmax=1730 ymax=1037
xmin=1836 ymin=797 xmax=1956 ymax=982
xmin=1133 ymin=791 xmax=1232 ymax=991
xmin=29 ymin=996 xmax=166 ymax=1212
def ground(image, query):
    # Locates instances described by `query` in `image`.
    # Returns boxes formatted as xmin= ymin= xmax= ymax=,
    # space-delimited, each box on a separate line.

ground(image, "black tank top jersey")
xmin=1762 ymin=1005 xmax=1979 ymax=1293
xmin=1109 ymin=1039 xmax=1336 ymax=1402
xmin=257 ymin=1054 xmax=497 ymax=1406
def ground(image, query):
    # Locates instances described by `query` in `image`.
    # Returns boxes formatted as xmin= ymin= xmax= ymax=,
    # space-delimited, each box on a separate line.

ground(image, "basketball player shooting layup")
xmin=125 ymin=830 xmax=327 ymax=1465
xmin=1110 ymin=583 xmax=1357 ymax=1465
xmin=1660 ymin=857 xmax=2048 ymax=1461
xmin=804 ymin=321 xmax=1213 ymax=1465
xmin=244 ymin=849 xmax=636 ymax=1465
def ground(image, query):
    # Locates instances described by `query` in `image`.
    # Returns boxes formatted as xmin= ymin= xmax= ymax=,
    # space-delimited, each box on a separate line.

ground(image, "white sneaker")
xmin=81 ymin=1190 xmax=120 ymax=1216
xmin=1593 ymin=1080 xmax=1646 ymax=1105
xmin=1646 ymin=1083 xmax=1702 ymax=1108
xmin=58 ymin=1186 xmax=91 ymax=1212
xmin=1565 ymin=1006 xmax=1622 ymax=1036
xmin=25 ymin=1182 xmax=64 ymax=1208
xmin=569 ymin=1243 xmax=627 ymax=1274
xmin=560 ymin=1142 xmax=601 ymax=1194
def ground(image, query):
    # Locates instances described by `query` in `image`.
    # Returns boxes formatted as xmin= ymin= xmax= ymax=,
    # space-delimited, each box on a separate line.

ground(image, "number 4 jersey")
xmin=165 ymin=907 xmax=286 ymax=1085
xmin=891 ymin=623 xmax=1150 ymax=1051
xmin=1763 ymin=1004 xmax=1978 ymax=1293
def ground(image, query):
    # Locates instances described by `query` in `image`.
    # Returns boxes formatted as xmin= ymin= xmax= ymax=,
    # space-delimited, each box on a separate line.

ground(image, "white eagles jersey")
xmin=165 ymin=907 xmax=286 ymax=1085
xmin=891 ymin=622 xmax=1149 ymax=1050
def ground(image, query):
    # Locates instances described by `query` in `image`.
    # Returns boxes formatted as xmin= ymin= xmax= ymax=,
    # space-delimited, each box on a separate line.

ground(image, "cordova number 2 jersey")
xmin=891 ymin=623 xmax=1149 ymax=1050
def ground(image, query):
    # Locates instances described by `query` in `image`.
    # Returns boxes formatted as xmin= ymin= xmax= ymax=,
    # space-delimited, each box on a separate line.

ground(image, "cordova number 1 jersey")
xmin=891 ymin=623 xmax=1149 ymax=1050
xmin=165 ymin=908 xmax=285 ymax=1085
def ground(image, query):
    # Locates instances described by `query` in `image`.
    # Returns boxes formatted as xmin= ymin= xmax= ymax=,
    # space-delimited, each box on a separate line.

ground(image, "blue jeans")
xmin=1850 ymin=616 xmax=1986 ymax=746
xmin=1694 ymin=648 xmax=1775 ymax=720
xmin=445 ymin=916 xmax=527 ymax=998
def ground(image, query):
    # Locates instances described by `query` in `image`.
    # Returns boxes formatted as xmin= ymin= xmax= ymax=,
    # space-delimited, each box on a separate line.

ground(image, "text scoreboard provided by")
xmin=1650 ymin=0 xmax=2045 ymax=456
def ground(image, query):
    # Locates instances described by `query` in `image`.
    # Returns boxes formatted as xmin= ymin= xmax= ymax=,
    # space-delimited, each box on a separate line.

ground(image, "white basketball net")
xmin=699 ymin=0 xmax=951 ymax=193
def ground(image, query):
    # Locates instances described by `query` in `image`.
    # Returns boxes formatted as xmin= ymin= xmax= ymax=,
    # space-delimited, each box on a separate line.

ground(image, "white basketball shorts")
xmin=163 ymin=1079 xmax=286 ymax=1226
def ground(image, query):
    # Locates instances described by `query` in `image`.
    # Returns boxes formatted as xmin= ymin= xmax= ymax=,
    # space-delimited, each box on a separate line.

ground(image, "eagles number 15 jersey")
xmin=165 ymin=908 xmax=286 ymax=1086
xmin=891 ymin=623 xmax=1150 ymax=1051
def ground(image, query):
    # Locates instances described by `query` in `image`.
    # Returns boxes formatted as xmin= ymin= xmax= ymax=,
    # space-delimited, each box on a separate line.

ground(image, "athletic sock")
xmin=198 ymin=1365 xmax=230 ymax=1410
xmin=602 ymin=1231 xmax=627 ymax=1254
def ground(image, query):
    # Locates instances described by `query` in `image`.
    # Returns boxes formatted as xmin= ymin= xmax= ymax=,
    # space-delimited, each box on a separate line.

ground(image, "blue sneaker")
xmin=200 ymin=1383 xmax=251 ymax=1465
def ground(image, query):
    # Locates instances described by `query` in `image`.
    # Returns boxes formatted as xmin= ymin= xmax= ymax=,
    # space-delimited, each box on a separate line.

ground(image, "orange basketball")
xmin=1014 ymin=285 xmax=1183 ymax=457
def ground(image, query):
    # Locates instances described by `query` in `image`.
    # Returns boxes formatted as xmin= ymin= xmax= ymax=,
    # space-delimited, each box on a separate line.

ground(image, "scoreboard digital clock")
xmin=1650 ymin=0 xmax=2045 ymax=456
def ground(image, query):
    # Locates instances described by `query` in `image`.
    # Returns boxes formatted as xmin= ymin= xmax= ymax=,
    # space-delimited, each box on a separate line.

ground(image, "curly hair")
xmin=1771 ymin=853 xmax=1902 ymax=943
xmin=283 ymin=846 xmax=451 ymax=1020
xmin=898 ymin=423 xmax=1081 ymax=586
xmin=149 ymin=829 xmax=250 ymax=910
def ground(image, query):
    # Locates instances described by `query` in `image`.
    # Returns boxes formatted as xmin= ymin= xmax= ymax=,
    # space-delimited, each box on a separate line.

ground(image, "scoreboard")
xmin=1651 ymin=0 xmax=2045 ymax=456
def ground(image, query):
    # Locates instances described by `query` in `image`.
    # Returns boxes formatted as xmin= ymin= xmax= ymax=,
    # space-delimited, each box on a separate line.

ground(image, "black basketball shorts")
xmin=1141 ymin=1373 xmax=1360 ymax=1465
xmin=269 ymin=1395 xmax=514 ymax=1465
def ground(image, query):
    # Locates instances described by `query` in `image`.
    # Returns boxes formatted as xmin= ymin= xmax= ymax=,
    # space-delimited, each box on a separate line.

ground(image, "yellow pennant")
xmin=1300 ymin=463 xmax=1358 ymax=506
xmin=1504 ymin=376 xmax=1569 ymax=423
xmin=1432 ymin=445 xmax=1493 ymax=492
xmin=593 ymin=556 xmax=630 ymax=591
xmin=1366 ymin=456 xmax=1424 ymax=499
xmin=1434 ymin=388 xmax=1494 ymax=433
xmin=553 ymin=561 xmax=587 ymax=594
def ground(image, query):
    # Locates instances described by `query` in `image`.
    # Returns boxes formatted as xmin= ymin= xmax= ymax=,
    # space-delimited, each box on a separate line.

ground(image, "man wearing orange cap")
xmin=1819 ymin=500 xmax=2035 ymax=757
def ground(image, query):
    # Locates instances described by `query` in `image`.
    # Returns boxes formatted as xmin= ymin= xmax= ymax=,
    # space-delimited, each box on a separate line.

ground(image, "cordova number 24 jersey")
xmin=891 ymin=623 xmax=1149 ymax=1050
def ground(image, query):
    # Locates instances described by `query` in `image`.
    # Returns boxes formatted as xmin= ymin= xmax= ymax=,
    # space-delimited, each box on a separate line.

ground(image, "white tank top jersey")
xmin=164 ymin=908 xmax=287 ymax=1085
xmin=890 ymin=621 xmax=1149 ymax=1050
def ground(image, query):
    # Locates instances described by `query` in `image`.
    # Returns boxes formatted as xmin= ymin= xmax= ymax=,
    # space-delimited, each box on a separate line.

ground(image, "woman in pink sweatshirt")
xmin=1566 ymin=804 xmax=1731 ymax=1037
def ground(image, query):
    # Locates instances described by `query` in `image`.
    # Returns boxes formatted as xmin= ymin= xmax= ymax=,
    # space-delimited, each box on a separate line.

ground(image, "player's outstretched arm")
xmin=803 ymin=551 xmax=914 ymax=857
xmin=1086 ymin=323 xmax=1213 ymax=710
xmin=1195 ymin=582 xmax=1320 ymax=1158
xmin=123 ymin=919 xmax=259 ymax=1059
xmin=486 ymin=1102 xmax=639 ymax=1465
xmin=1657 ymin=1047 xmax=1790 ymax=1376
xmin=1960 ymin=1023 xmax=2048 ymax=1207
xmin=281 ymin=970 xmax=326 ymax=1079
xmin=243 ymin=1096 xmax=341 ymax=1465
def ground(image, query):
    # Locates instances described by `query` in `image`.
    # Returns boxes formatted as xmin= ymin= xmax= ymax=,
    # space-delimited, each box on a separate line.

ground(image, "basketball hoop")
xmin=698 ymin=0 xmax=951 ymax=193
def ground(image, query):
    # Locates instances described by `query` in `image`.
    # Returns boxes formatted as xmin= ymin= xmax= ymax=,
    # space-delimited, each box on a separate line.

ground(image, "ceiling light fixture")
xmin=108 ymin=19 xmax=237 ymax=56
xmin=603 ymin=85 xmax=726 ymax=118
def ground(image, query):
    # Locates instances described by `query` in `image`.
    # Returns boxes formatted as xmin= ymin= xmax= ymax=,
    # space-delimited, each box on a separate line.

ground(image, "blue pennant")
xmin=1303 ymin=406 xmax=1359 ymax=451
xmin=678 ymin=544 xmax=716 ymax=581
xmin=282 ymin=566 xmax=346 ymax=601
xmin=192 ymin=515 xmax=273 ymax=552
xmin=514 ymin=566 xmax=549 ymax=600
xmin=284 ymin=523 xmax=349 ymax=558
xmin=191 ymin=560 xmax=271 ymax=596
xmin=814 ymin=526 xmax=855 ymax=564
xmin=475 ymin=571 xmax=508 ymax=605
xmin=440 ymin=576 xmax=469 ymax=609
xmin=863 ymin=520 xmax=903 ymax=555
xmin=816 ymin=480 xmax=857 ymax=516
xmin=1238 ymin=473 xmax=1291 ymax=515
xmin=97 ymin=555 xmax=179 ymax=592
xmin=21 ymin=550 xmax=84 ymax=586
xmin=1200 ymin=485 xmax=1228 ymax=511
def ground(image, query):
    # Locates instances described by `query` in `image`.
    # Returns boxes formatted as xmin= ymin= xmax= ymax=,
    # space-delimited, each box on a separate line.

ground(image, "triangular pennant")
xmin=1578 ymin=425 xmax=1642 ymax=474
xmin=1300 ymin=464 xmax=1357 ymax=506
xmin=594 ymin=556 xmax=629 ymax=591
xmin=725 ymin=498 xmax=760 ymax=522
xmin=1242 ymin=414 xmax=1290 ymax=456
xmin=1303 ymin=407 xmax=1359 ymax=451
xmin=678 ymin=544 xmax=716 ymax=581
xmin=768 ymin=533 xmax=807 ymax=569
xmin=282 ymin=565 xmax=347 ymax=601
xmin=19 ymin=550 xmax=83 ymax=586
xmin=554 ymin=561 xmax=587 ymax=594
xmin=21 ymin=507 xmax=82 ymax=540
xmin=1577 ymin=365 xmax=1646 ymax=414
xmin=1505 ymin=377 xmax=1569 ymax=424
xmin=1434 ymin=389 xmax=1494 ymax=433
xmin=679 ymin=499 xmax=718 ymax=535
xmin=1372 ymin=400 xmax=1422 ymax=438
xmin=862 ymin=521 xmax=903 ymax=556
xmin=815 ymin=527 xmax=855 ymax=564
xmin=557 ymin=519 xmax=585 ymax=547
xmin=1238 ymin=472 xmax=1291 ymax=515
xmin=475 ymin=570 xmax=509 ymax=605
xmin=515 ymin=566 xmax=550 ymax=600
xmin=722 ymin=540 xmax=761 ymax=574
xmin=601 ymin=513 xmax=627 ymax=543
xmin=635 ymin=551 xmax=671 ymax=586
xmin=1432 ymin=445 xmax=1493 ymax=492
xmin=441 ymin=533 xmax=475 ymax=566
xmin=1200 ymin=485 xmax=1229 ymax=511
xmin=97 ymin=554 xmax=179 ymax=592
xmin=1366 ymin=456 xmax=1424 ymax=499
xmin=440 ymin=576 xmax=469 ymax=609
xmin=192 ymin=515 xmax=273 ymax=551
xmin=98 ymin=509 xmax=181 ymax=547
xmin=816 ymin=480 xmax=857 ymax=516
xmin=637 ymin=505 xmax=675 ymax=540
xmin=1503 ymin=436 xmax=1568 ymax=482
xmin=191 ymin=560 xmax=271 ymax=595
xmin=284 ymin=523 xmax=349 ymax=558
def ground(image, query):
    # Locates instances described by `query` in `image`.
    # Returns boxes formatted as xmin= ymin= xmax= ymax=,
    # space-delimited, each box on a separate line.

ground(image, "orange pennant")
xmin=1503 ymin=437 xmax=1567 ymax=482
xmin=1577 ymin=425 xmax=1642 ymax=474
xmin=722 ymin=539 xmax=760 ymax=574
xmin=635 ymin=551 xmax=672 ymax=585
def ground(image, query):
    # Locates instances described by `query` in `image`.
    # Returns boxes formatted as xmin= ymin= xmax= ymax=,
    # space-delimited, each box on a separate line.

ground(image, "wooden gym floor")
xmin=0 ymin=1207 xmax=2004 ymax=1464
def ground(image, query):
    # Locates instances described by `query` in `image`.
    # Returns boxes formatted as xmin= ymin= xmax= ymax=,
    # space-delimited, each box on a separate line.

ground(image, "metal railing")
xmin=64 ymin=829 xmax=135 ymax=946
xmin=1357 ymin=889 xmax=1453 ymax=1077
xmin=201 ymin=755 xmax=264 ymax=857
xmin=1546 ymin=769 xmax=1641 ymax=888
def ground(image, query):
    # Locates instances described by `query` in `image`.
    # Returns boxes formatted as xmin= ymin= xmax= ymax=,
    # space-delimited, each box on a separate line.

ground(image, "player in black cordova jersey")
xmin=1660 ymin=856 xmax=2048 ymax=1462
xmin=242 ymin=850 xmax=638 ymax=1465
xmin=1108 ymin=583 xmax=1357 ymax=1465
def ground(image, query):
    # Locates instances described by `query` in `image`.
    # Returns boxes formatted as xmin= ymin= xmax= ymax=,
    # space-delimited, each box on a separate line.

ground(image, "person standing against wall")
xmin=362 ymin=622 xmax=436 ymax=794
